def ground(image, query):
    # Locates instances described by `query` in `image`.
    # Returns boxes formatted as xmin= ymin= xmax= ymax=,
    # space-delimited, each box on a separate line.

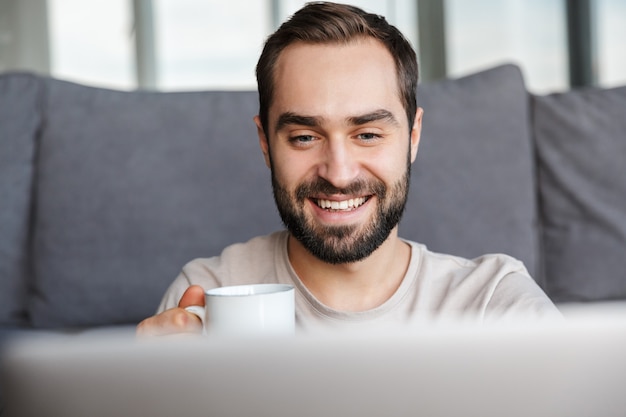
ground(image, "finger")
xmin=178 ymin=285 xmax=206 ymax=308
xmin=136 ymin=308 xmax=202 ymax=337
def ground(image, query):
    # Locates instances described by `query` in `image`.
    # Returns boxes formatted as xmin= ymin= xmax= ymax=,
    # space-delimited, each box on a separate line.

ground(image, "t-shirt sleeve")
xmin=154 ymin=233 xmax=285 ymax=314
xmin=485 ymin=272 xmax=563 ymax=322
xmin=156 ymin=258 xmax=223 ymax=313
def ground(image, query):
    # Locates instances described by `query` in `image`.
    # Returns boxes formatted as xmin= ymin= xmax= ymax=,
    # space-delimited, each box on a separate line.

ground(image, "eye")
xmin=288 ymin=135 xmax=317 ymax=146
xmin=356 ymin=132 xmax=383 ymax=141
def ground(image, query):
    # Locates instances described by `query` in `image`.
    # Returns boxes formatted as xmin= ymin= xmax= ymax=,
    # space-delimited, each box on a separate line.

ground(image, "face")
xmin=255 ymin=38 xmax=422 ymax=264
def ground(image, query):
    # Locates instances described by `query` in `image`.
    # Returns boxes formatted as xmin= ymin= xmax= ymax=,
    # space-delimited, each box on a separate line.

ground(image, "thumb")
xmin=178 ymin=285 xmax=206 ymax=308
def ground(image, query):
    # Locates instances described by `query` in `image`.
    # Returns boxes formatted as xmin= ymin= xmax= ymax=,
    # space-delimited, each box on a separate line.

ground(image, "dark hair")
xmin=256 ymin=1 xmax=419 ymax=137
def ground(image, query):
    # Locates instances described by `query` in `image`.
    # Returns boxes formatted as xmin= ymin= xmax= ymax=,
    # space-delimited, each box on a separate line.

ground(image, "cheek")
xmin=366 ymin=145 xmax=410 ymax=180
xmin=270 ymin=141 xmax=319 ymax=177
xmin=267 ymin=143 xmax=287 ymax=173
xmin=269 ymin=149 xmax=307 ymax=190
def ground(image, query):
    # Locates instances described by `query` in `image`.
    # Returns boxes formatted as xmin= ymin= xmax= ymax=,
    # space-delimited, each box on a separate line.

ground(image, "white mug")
xmin=185 ymin=284 xmax=295 ymax=337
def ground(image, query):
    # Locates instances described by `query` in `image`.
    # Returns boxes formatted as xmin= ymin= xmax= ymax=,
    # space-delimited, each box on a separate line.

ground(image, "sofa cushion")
xmin=0 ymin=73 xmax=41 ymax=326
xmin=30 ymin=80 xmax=282 ymax=328
xmin=534 ymin=85 xmax=626 ymax=302
xmin=402 ymin=65 xmax=539 ymax=279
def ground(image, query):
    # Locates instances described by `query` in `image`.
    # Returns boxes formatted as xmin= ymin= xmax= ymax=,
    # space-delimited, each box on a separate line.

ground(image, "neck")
xmin=287 ymin=229 xmax=411 ymax=312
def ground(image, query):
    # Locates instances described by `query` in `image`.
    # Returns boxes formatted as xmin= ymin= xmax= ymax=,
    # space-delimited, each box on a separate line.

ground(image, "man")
xmin=137 ymin=2 xmax=560 ymax=336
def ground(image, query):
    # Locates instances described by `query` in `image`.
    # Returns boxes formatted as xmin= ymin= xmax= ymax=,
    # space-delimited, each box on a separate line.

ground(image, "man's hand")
xmin=136 ymin=285 xmax=205 ymax=337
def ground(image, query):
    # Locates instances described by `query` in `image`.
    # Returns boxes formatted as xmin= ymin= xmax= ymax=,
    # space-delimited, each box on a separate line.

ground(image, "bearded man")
xmin=137 ymin=2 xmax=560 ymax=337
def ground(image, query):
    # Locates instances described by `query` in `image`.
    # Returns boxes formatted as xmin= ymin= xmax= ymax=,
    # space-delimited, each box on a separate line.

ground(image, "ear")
xmin=254 ymin=115 xmax=271 ymax=169
xmin=409 ymin=107 xmax=423 ymax=163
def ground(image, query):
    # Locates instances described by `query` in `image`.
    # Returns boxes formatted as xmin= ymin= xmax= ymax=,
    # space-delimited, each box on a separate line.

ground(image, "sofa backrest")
xmin=405 ymin=64 xmax=538 ymax=275
xmin=0 ymin=65 xmax=542 ymax=328
xmin=34 ymin=80 xmax=287 ymax=328
xmin=0 ymin=74 xmax=41 ymax=327
xmin=533 ymin=84 xmax=626 ymax=303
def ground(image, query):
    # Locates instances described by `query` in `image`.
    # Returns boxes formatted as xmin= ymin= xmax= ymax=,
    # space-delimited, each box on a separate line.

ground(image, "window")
xmin=444 ymin=0 xmax=568 ymax=93
xmin=43 ymin=0 xmax=624 ymax=93
xmin=153 ymin=0 xmax=417 ymax=91
xmin=595 ymin=0 xmax=626 ymax=87
xmin=153 ymin=0 xmax=268 ymax=90
xmin=48 ymin=0 xmax=135 ymax=89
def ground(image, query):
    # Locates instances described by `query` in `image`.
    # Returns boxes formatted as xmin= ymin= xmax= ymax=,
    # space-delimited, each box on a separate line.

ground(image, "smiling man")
xmin=137 ymin=2 xmax=560 ymax=336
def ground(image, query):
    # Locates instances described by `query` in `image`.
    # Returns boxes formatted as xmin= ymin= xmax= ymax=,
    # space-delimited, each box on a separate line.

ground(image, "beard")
xmin=271 ymin=164 xmax=411 ymax=265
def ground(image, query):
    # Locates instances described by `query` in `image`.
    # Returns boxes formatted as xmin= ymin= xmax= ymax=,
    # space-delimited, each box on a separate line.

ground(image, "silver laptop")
xmin=3 ymin=312 xmax=626 ymax=417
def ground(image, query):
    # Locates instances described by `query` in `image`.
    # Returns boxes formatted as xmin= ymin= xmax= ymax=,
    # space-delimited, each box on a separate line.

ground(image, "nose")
xmin=316 ymin=139 xmax=359 ymax=189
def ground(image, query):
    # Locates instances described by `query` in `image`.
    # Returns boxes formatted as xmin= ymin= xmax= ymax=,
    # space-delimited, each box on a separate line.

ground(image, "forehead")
xmin=269 ymin=38 xmax=404 ymax=127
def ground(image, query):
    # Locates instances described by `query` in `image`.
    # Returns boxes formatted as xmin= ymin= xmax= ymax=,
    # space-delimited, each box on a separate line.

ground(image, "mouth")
xmin=313 ymin=196 xmax=370 ymax=211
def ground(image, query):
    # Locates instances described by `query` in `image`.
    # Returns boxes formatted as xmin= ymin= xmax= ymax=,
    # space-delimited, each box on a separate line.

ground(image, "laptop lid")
xmin=2 ymin=315 xmax=626 ymax=417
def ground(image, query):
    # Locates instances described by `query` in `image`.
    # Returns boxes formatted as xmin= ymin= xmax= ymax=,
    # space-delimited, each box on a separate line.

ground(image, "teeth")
xmin=316 ymin=197 xmax=367 ymax=210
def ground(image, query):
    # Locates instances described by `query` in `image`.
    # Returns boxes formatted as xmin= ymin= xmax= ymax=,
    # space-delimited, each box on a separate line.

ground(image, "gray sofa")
xmin=2 ymin=64 xmax=626 ymax=338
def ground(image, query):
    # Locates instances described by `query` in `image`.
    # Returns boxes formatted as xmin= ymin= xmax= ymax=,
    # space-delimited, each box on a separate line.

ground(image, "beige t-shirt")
xmin=158 ymin=231 xmax=561 ymax=331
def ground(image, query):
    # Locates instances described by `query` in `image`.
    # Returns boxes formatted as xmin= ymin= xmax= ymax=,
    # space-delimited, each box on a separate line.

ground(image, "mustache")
xmin=295 ymin=177 xmax=386 ymax=200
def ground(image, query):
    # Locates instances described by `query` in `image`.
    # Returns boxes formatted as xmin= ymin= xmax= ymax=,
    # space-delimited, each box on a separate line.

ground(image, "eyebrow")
xmin=274 ymin=109 xmax=400 ymax=134
xmin=347 ymin=109 xmax=399 ymax=127
xmin=275 ymin=113 xmax=321 ymax=133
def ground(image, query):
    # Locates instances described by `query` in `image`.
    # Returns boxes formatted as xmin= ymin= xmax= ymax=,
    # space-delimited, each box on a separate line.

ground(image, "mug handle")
xmin=184 ymin=305 xmax=206 ymax=334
